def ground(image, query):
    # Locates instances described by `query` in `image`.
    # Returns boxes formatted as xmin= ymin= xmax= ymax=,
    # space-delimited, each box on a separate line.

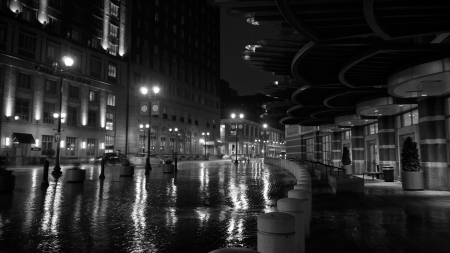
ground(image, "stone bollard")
xmin=209 ymin=248 xmax=260 ymax=253
xmin=294 ymin=185 xmax=312 ymax=222
xmin=277 ymin=198 xmax=306 ymax=253
xmin=41 ymin=160 xmax=50 ymax=188
xmin=257 ymin=212 xmax=295 ymax=253
xmin=99 ymin=158 xmax=105 ymax=180
xmin=288 ymin=189 xmax=311 ymax=237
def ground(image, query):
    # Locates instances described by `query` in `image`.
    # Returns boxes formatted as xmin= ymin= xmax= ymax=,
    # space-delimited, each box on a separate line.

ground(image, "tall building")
xmin=0 ymin=0 xmax=220 ymax=165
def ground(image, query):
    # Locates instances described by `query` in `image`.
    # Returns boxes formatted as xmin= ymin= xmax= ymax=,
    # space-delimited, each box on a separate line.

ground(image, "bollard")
xmin=277 ymin=198 xmax=306 ymax=253
xmin=99 ymin=158 xmax=105 ymax=180
xmin=288 ymin=189 xmax=311 ymax=237
xmin=257 ymin=212 xmax=295 ymax=253
xmin=293 ymin=185 xmax=312 ymax=222
xmin=209 ymin=248 xmax=260 ymax=253
xmin=41 ymin=160 xmax=50 ymax=188
xmin=174 ymin=156 xmax=178 ymax=173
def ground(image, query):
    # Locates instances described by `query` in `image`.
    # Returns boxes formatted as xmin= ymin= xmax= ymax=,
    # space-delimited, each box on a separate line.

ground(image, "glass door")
xmin=366 ymin=140 xmax=378 ymax=172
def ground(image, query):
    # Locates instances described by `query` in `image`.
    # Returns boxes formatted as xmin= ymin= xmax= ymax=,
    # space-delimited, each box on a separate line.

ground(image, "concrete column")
xmin=314 ymin=134 xmax=322 ymax=162
xmin=288 ymin=189 xmax=310 ymax=237
xmin=300 ymin=137 xmax=306 ymax=160
xmin=209 ymin=248 xmax=260 ymax=253
xmin=378 ymin=116 xmax=396 ymax=176
xmin=102 ymin=0 xmax=111 ymax=50
xmin=33 ymin=75 xmax=44 ymax=122
xmin=331 ymin=132 xmax=342 ymax=167
xmin=3 ymin=66 xmax=16 ymax=118
xmin=277 ymin=198 xmax=305 ymax=253
xmin=80 ymin=85 xmax=89 ymax=126
xmin=418 ymin=98 xmax=449 ymax=190
xmin=257 ymin=212 xmax=295 ymax=253
xmin=37 ymin=0 xmax=49 ymax=24
xmin=118 ymin=0 xmax=127 ymax=56
xmin=351 ymin=126 xmax=365 ymax=175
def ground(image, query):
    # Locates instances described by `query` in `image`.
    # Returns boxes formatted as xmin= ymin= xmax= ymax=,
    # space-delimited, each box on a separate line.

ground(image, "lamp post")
xmin=231 ymin=113 xmax=244 ymax=164
xmin=52 ymin=56 xmax=74 ymax=176
xmin=169 ymin=127 xmax=178 ymax=172
xmin=263 ymin=123 xmax=268 ymax=157
xmin=202 ymin=132 xmax=209 ymax=160
xmin=140 ymin=86 xmax=160 ymax=175
xmin=139 ymin=124 xmax=149 ymax=153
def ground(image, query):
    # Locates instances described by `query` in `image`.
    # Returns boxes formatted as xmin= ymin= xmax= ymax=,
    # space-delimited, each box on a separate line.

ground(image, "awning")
xmin=12 ymin=133 xmax=35 ymax=144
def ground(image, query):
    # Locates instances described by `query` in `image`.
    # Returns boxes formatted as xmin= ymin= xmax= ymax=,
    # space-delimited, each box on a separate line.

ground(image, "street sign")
xmin=55 ymin=133 xmax=61 ymax=142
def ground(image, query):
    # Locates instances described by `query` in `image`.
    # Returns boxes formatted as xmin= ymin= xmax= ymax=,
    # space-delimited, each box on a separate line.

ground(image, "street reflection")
xmin=131 ymin=175 xmax=147 ymax=249
xmin=39 ymin=179 xmax=62 ymax=249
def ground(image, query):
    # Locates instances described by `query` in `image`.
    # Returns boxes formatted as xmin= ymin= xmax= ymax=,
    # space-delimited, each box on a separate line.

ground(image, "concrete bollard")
xmin=288 ymin=189 xmax=311 ymax=237
xmin=209 ymin=248 xmax=260 ymax=253
xmin=99 ymin=158 xmax=105 ymax=180
xmin=257 ymin=212 xmax=295 ymax=253
xmin=293 ymin=185 xmax=312 ymax=222
xmin=41 ymin=160 xmax=50 ymax=188
xmin=277 ymin=198 xmax=305 ymax=253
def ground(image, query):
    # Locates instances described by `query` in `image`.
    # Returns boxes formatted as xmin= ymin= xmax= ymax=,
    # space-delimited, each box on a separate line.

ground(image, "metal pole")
xmin=52 ymin=71 xmax=63 ymax=176
xmin=145 ymin=97 xmax=152 ymax=174
xmin=174 ymin=131 xmax=177 ymax=172
xmin=234 ymin=131 xmax=238 ymax=164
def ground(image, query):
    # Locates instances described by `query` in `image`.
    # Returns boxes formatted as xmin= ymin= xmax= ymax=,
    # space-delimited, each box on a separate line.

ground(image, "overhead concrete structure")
xmin=215 ymin=0 xmax=450 ymax=191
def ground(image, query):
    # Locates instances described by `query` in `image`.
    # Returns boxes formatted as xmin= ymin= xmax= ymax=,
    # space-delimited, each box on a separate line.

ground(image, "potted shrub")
xmin=119 ymin=159 xmax=134 ymax=176
xmin=163 ymin=159 xmax=174 ymax=173
xmin=342 ymin=146 xmax=352 ymax=175
xmin=0 ymin=166 xmax=15 ymax=191
xmin=401 ymin=137 xmax=424 ymax=190
xmin=66 ymin=162 xmax=86 ymax=182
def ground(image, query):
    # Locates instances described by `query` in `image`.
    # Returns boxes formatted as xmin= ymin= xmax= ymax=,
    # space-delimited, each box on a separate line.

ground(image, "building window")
xmin=68 ymin=85 xmax=79 ymax=99
xmin=110 ymin=3 xmax=119 ymax=17
xmin=70 ymin=49 xmax=83 ymax=72
xmin=90 ymin=56 xmax=102 ymax=78
xmin=65 ymin=137 xmax=77 ymax=157
xmin=322 ymin=135 xmax=331 ymax=164
xmin=89 ymin=90 xmax=98 ymax=102
xmin=106 ymin=113 xmax=114 ymax=130
xmin=398 ymin=109 xmax=419 ymax=128
xmin=108 ymin=42 xmax=118 ymax=56
xmin=42 ymin=135 xmax=54 ymax=156
xmin=108 ymin=64 xmax=117 ymax=78
xmin=109 ymin=24 xmax=118 ymax=37
xmin=18 ymin=31 xmax=36 ymax=58
xmin=15 ymin=98 xmax=29 ymax=121
xmin=105 ymin=135 xmax=114 ymax=153
xmin=71 ymin=28 xmax=82 ymax=42
xmin=67 ymin=106 xmax=78 ymax=126
xmin=43 ymin=102 xmax=56 ymax=124
xmin=49 ymin=0 xmax=63 ymax=9
xmin=107 ymin=94 xmax=115 ymax=106
xmin=46 ymin=42 xmax=61 ymax=62
xmin=17 ymin=73 xmax=32 ymax=89
xmin=305 ymin=138 xmax=314 ymax=160
xmin=88 ymin=110 xmax=97 ymax=127
xmin=342 ymin=130 xmax=351 ymax=140
xmin=93 ymin=16 xmax=103 ymax=31
xmin=365 ymin=123 xmax=379 ymax=135
xmin=87 ymin=138 xmax=96 ymax=156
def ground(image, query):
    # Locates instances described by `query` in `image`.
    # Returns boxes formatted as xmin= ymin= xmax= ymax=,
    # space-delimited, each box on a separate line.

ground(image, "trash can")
xmin=382 ymin=166 xmax=394 ymax=182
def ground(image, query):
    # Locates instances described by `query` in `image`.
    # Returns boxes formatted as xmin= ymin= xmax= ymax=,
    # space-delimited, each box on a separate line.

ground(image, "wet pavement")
xmin=0 ymin=160 xmax=295 ymax=253
xmin=309 ymin=176 xmax=450 ymax=253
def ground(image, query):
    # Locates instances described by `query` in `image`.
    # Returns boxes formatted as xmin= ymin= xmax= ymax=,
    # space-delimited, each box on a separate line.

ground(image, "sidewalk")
xmin=307 ymin=174 xmax=450 ymax=253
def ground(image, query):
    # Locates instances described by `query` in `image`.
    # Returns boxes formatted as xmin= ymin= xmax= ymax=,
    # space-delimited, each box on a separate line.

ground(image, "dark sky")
xmin=220 ymin=9 xmax=280 ymax=96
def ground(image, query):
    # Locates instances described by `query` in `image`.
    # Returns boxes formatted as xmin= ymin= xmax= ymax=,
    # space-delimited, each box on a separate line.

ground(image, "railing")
xmin=291 ymin=158 xmax=346 ymax=179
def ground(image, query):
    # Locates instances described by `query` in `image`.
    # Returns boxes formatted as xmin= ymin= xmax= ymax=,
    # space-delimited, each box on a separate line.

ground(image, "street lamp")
xmin=202 ymin=132 xmax=209 ymax=160
xmin=231 ymin=113 xmax=244 ymax=164
xmin=140 ymin=85 xmax=160 ymax=175
xmin=139 ymin=124 xmax=149 ymax=153
xmin=52 ymin=56 xmax=74 ymax=176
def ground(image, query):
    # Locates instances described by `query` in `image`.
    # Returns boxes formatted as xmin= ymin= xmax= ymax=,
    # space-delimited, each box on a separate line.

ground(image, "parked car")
xmin=222 ymin=154 xmax=231 ymax=159
xmin=230 ymin=154 xmax=249 ymax=162
xmin=89 ymin=153 xmax=120 ymax=164
xmin=128 ymin=153 xmax=164 ymax=167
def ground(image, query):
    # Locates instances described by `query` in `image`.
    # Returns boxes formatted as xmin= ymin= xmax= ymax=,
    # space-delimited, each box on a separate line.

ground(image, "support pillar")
xmin=331 ymin=132 xmax=342 ymax=167
xmin=418 ymin=98 xmax=449 ymax=190
xmin=300 ymin=137 xmax=306 ymax=160
xmin=378 ymin=116 xmax=397 ymax=177
xmin=351 ymin=126 xmax=365 ymax=175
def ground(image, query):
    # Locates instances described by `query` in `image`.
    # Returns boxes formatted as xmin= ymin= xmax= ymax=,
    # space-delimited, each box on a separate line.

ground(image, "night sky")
xmin=220 ymin=9 xmax=280 ymax=96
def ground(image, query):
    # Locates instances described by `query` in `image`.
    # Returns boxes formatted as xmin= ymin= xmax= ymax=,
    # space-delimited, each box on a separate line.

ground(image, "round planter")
xmin=343 ymin=164 xmax=352 ymax=175
xmin=120 ymin=165 xmax=135 ymax=176
xmin=66 ymin=169 xmax=86 ymax=183
xmin=0 ymin=175 xmax=16 ymax=192
xmin=163 ymin=164 xmax=175 ymax=173
xmin=401 ymin=171 xmax=424 ymax=190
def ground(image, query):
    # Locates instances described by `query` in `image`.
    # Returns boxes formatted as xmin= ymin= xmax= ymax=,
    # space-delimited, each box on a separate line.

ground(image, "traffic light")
xmin=232 ymin=144 xmax=235 ymax=150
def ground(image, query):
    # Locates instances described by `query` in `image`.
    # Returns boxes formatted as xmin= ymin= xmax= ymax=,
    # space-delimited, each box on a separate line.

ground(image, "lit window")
xmin=109 ymin=24 xmax=118 ymax=37
xmin=106 ymin=113 xmax=114 ymax=130
xmin=108 ymin=64 xmax=117 ymax=78
xmin=107 ymin=94 xmax=116 ymax=106
xmin=110 ymin=3 xmax=119 ymax=17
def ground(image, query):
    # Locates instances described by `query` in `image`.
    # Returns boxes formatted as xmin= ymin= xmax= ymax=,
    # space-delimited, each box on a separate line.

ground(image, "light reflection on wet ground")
xmin=0 ymin=160 xmax=296 ymax=252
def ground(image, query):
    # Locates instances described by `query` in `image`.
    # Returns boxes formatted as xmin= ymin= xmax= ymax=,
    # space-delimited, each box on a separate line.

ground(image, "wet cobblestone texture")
xmin=308 ymin=176 xmax=450 ymax=253
xmin=0 ymin=161 xmax=295 ymax=253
